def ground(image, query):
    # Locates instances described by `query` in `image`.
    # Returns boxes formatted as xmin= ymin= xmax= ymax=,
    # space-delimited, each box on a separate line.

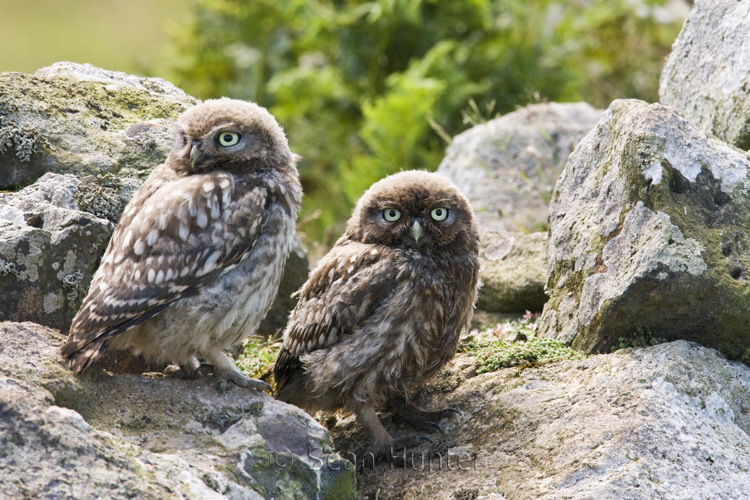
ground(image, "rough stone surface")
xmin=0 ymin=173 xmax=114 ymax=331
xmin=0 ymin=321 xmax=355 ymax=500
xmin=437 ymin=102 xmax=603 ymax=233
xmin=659 ymin=0 xmax=750 ymax=150
xmin=0 ymin=64 xmax=309 ymax=339
xmin=331 ymin=340 xmax=750 ymax=500
xmin=539 ymin=99 xmax=750 ymax=358
xmin=478 ymin=231 xmax=548 ymax=313
xmin=0 ymin=62 xmax=199 ymax=190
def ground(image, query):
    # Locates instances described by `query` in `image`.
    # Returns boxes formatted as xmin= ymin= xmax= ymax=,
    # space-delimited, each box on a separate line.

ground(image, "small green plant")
xmin=610 ymin=326 xmax=667 ymax=352
xmin=463 ymin=314 xmax=586 ymax=374
xmin=469 ymin=337 xmax=586 ymax=374
xmin=234 ymin=336 xmax=281 ymax=380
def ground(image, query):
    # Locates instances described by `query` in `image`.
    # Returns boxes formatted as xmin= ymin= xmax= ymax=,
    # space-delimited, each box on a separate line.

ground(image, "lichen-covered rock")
xmin=659 ymin=0 xmax=750 ymax=150
xmin=335 ymin=340 xmax=750 ymax=500
xmin=0 ymin=321 xmax=355 ymax=500
xmin=477 ymin=231 xmax=547 ymax=313
xmin=0 ymin=173 xmax=113 ymax=331
xmin=437 ymin=102 xmax=603 ymax=233
xmin=539 ymin=99 xmax=750 ymax=358
xmin=0 ymin=62 xmax=199 ymax=190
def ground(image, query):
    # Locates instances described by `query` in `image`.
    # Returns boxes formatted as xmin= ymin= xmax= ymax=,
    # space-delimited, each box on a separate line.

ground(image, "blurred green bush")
xmin=169 ymin=0 xmax=684 ymax=247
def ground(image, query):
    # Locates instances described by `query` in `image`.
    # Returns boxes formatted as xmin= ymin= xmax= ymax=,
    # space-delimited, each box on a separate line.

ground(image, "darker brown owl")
xmin=61 ymin=98 xmax=302 ymax=392
xmin=274 ymin=170 xmax=479 ymax=452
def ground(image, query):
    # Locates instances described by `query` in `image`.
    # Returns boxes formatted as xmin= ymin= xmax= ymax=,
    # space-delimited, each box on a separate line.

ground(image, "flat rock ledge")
xmin=0 ymin=321 xmax=356 ymax=500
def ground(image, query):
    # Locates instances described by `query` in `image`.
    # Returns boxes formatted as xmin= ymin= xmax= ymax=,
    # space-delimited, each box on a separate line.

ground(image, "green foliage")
xmin=610 ymin=326 xmax=667 ymax=352
xmin=234 ymin=336 xmax=280 ymax=380
xmin=468 ymin=335 xmax=586 ymax=374
xmin=170 ymin=0 xmax=684 ymax=244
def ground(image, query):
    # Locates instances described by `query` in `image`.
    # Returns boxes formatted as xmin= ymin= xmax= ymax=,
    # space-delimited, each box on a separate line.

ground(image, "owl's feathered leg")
xmin=204 ymin=347 xmax=272 ymax=394
xmin=392 ymin=396 xmax=461 ymax=434
xmin=350 ymin=401 xmax=431 ymax=465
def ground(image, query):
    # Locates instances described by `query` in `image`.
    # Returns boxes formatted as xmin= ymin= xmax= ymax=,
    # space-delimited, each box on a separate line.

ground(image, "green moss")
xmin=234 ymin=336 xmax=281 ymax=382
xmin=465 ymin=319 xmax=586 ymax=374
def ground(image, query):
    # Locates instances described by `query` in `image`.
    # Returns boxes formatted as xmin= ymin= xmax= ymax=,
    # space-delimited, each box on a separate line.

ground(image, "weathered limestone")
xmin=0 ymin=62 xmax=198 ymax=189
xmin=478 ymin=231 xmax=547 ymax=313
xmin=660 ymin=0 xmax=750 ymax=150
xmin=336 ymin=340 xmax=750 ymax=499
xmin=539 ymin=99 xmax=750 ymax=358
xmin=438 ymin=102 xmax=603 ymax=233
xmin=0 ymin=322 xmax=355 ymax=500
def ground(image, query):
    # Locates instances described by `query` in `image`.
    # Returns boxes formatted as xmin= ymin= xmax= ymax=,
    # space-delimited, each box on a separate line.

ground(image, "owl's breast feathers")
xmin=274 ymin=241 xmax=479 ymax=393
xmin=61 ymin=165 xmax=300 ymax=372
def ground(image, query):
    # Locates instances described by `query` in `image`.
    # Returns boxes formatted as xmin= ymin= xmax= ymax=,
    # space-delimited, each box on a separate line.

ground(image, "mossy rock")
xmin=540 ymin=99 xmax=750 ymax=359
xmin=0 ymin=62 xmax=198 ymax=190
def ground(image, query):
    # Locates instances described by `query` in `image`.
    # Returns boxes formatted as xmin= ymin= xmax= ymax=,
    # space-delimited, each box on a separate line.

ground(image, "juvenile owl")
xmin=274 ymin=171 xmax=479 ymax=452
xmin=62 ymin=98 xmax=302 ymax=392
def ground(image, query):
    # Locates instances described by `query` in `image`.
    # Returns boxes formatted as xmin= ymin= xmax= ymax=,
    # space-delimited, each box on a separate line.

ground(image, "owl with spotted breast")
xmin=274 ymin=171 xmax=479 ymax=452
xmin=61 ymin=98 xmax=302 ymax=392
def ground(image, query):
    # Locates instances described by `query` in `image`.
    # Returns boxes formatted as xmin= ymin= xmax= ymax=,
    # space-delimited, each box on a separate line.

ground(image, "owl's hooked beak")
xmin=410 ymin=218 xmax=424 ymax=243
xmin=190 ymin=140 xmax=204 ymax=167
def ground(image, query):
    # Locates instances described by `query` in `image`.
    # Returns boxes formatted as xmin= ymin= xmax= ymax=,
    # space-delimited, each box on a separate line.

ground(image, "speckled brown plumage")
xmin=61 ymin=98 xmax=302 ymax=392
xmin=274 ymin=170 xmax=479 ymax=452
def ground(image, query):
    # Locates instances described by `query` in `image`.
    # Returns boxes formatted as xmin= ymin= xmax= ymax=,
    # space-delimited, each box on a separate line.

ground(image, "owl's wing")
xmin=62 ymin=167 xmax=291 ymax=371
xmin=274 ymin=241 xmax=398 ymax=388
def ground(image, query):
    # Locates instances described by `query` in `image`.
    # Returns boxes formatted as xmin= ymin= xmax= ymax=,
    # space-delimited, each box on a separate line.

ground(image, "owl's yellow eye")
xmin=431 ymin=208 xmax=448 ymax=221
xmin=383 ymin=208 xmax=401 ymax=222
xmin=218 ymin=132 xmax=240 ymax=147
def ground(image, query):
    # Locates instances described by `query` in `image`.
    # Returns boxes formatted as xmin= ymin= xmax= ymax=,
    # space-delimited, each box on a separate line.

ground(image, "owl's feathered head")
xmin=168 ymin=98 xmax=297 ymax=173
xmin=344 ymin=170 xmax=478 ymax=253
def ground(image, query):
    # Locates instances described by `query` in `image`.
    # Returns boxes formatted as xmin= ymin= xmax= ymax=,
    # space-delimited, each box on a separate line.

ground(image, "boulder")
xmin=0 ymin=321 xmax=355 ymax=500
xmin=477 ymin=231 xmax=548 ymax=313
xmin=437 ymin=102 xmax=603 ymax=233
xmin=538 ymin=99 xmax=750 ymax=358
xmin=0 ymin=64 xmax=308 ymax=339
xmin=659 ymin=0 xmax=750 ymax=150
xmin=0 ymin=62 xmax=198 ymax=190
xmin=0 ymin=173 xmax=114 ymax=331
xmin=335 ymin=340 xmax=750 ymax=499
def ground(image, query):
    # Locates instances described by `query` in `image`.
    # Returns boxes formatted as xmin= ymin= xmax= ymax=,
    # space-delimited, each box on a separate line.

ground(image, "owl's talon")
xmin=215 ymin=369 xmax=272 ymax=394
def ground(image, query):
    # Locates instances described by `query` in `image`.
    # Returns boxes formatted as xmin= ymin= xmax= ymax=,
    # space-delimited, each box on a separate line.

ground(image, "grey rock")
xmin=0 ymin=61 xmax=198 ymax=190
xmin=337 ymin=340 xmax=750 ymax=500
xmin=0 ymin=321 xmax=355 ymax=500
xmin=0 ymin=173 xmax=114 ymax=331
xmin=660 ymin=0 xmax=750 ymax=150
xmin=438 ymin=102 xmax=603 ymax=233
xmin=477 ymin=231 xmax=548 ymax=313
xmin=539 ymin=99 xmax=750 ymax=358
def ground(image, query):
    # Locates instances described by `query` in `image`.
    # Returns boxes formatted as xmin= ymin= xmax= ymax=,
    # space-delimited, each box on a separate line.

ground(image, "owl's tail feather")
xmin=60 ymin=338 xmax=110 ymax=374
